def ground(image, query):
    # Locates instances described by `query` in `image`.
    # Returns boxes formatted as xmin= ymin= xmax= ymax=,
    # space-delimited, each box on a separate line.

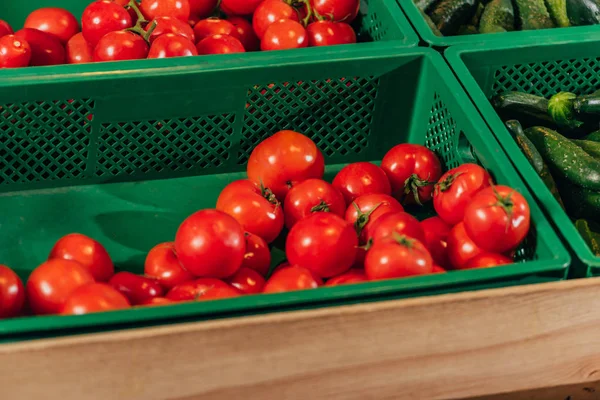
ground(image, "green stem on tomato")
xmin=127 ymin=0 xmax=148 ymax=25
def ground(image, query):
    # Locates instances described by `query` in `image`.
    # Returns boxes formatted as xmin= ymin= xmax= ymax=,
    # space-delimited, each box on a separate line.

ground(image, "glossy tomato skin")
xmin=109 ymin=272 xmax=164 ymax=305
xmin=24 ymin=7 xmax=79 ymax=44
xmin=310 ymin=0 xmax=360 ymax=22
xmin=247 ymin=130 xmax=325 ymax=201
xmin=94 ymin=31 xmax=150 ymax=62
xmin=307 ymin=21 xmax=356 ymax=46
xmin=433 ymin=163 xmax=492 ymax=226
xmin=325 ymin=269 xmax=368 ymax=286
xmin=261 ymin=20 xmax=308 ymax=51
xmin=221 ymin=0 xmax=263 ymax=15
xmin=241 ymin=233 xmax=272 ymax=276
xmin=464 ymin=253 xmax=513 ymax=270
xmin=196 ymin=34 xmax=245 ymax=54
xmin=447 ymin=222 xmax=484 ymax=270
xmin=333 ymin=162 xmax=392 ymax=205
xmin=148 ymin=33 xmax=198 ymax=58
xmin=148 ymin=16 xmax=195 ymax=43
xmin=166 ymin=278 xmax=241 ymax=301
xmin=228 ymin=16 xmax=259 ymax=51
xmin=345 ymin=193 xmax=404 ymax=244
xmin=14 ymin=28 xmax=65 ymax=66
xmin=66 ymin=33 xmax=93 ymax=64
xmin=463 ymin=185 xmax=531 ymax=253
xmin=381 ymin=144 xmax=442 ymax=205
xmin=82 ymin=0 xmax=133 ymax=46
xmin=0 ymin=20 xmax=13 ymax=38
xmin=0 ymin=265 xmax=25 ymax=319
xmin=27 ymin=259 xmax=95 ymax=315
xmin=140 ymin=0 xmax=191 ymax=21
xmin=286 ymin=213 xmax=358 ymax=278
xmin=140 ymin=297 xmax=174 ymax=306
xmin=62 ymin=283 xmax=130 ymax=315
xmin=174 ymin=209 xmax=246 ymax=278
xmin=420 ymin=216 xmax=451 ymax=269
xmin=263 ymin=265 xmax=322 ymax=293
xmin=284 ymin=179 xmax=346 ymax=230
xmin=144 ymin=242 xmax=195 ymax=290
xmin=227 ymin=267 xmax=266 ymax=294
xmin=365 ymin=237 xmax=433 ymax=280
xmin=49 ymin=233 xmax=114 ymax=282
xmin=190 ymin=0 xmax=219 ymax=18
xmin=432 ymin=265 xmax=447 ymax=273
xmin=196 ymin=285 xmax=241 ymax=300
xmin=253 ymin=0 xmax=300 ymax=39
xmin=216 ymin=179 xmax=284 ymax=243
xmin=0 ymin=35 xmax=31 ymax=68
xmin=193 ymin=18 xmax=237 ymax=43
xmin=367 ymin=212 xmax=425 ymax=245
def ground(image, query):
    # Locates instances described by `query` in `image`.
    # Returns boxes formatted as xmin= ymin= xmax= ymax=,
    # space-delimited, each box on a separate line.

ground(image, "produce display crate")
xmin=0 ymin=46 xmax=569 ymax=342
xmin=445 ymin=37 xmax=600 ymax=278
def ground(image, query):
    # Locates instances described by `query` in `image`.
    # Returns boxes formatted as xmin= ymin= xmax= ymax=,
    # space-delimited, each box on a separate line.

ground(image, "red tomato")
xmin=144 ymin=242 xmax=195 ymax=290
xmin=82 ymin=0 xmax=133 ymax=46
xmin=333 ymin=162 xmax=391 ymax=205
xmin=216 ymin=180 xmax=284 ymax=243
xmin=228 ymin=16 xmax=259 ymax=51
xmin=353 ymin=246 xmax=367 ymax=269
xmin=140 ymin=0 xmax=191 ymax=21
xmin=345 ymin=193 xmax=404 ymax=244
xmin=0 ymin=35 xmax=31 ymax=68
xmin=109 ymin=272 xmax=164 ymax=305
xmin=420 ymin=216 xmax=451 ymax=269
xmin=247 ymin=130 xmax=325 ymax=201
xmin=147 ymin=16 xmax=195 ymax=43
xmin=463 ymin=185 xmax=531 ymax=254
xmin=49 ymin=233 xmax=114 ymax=282
xmin=381 ymin=144 xmax=442 ymax=205
xmin=0 ymin=20 xmax=13 ymax=38
xmin=227 ymin=267 xmax=266 ymax=294
xmin=307 ymin=21 xmax=356 ymax=46
xmin=432 ymin=265 xmax=447 ymax=273
xmin=263 ymin=265 xmax=322 ymax=293
xmin=241 ymin=232 xmax=272 ymax=276
xmin=464 ymin=253 xmax=513 ymax=270
xmin=166 ymin=278 xmax=240 ymax=301
xmin=221 ymin=0 xmax=263 ymax=15
xmin=94 ymin=31 xmax=150 ymax=62
xmin=310 ymin=0 xmax=360 ymax=22
xmin=66 ymin=33 xmax=93 ymax=64
xmin=27 ymin=259 xmax=95 ymax=315
xmin=196 ymin=34 xmax=245 ymax=54
xmin=325 ymin=269 xmax=368 ymax=286
xmin=253 ymin=0 xmax=300 ymax=39
xmin=190 ymin=0 xmax=219 ymax=18
xmin=447 ymin=222 xmax=484 ymax=270
xmin=433 ymin=163 xmax=492 ymax=226
xmin=174 ymin=209 xmax=245 ymax=278
xmin=14 ymin=28 xmax=65 ymax=66
xmin=0 ymin=265 xmax=25 ymax=319
xmin=367 ymin=212 xmax=426 ymax=245
xmin=286 ymin=213 xmax=358 ymax=278
xmin=62 ymin=283 xmax=130 ymax=315
xmin=140 ymin=297 xmax=174 ymax=306
xmin=261 ymin=20 xmax=307 ymax=51
xmin=24 ymin=8 xmax=79 ymax=44
xmin=283 ymin=179 xmax=346 ymax=229
xmin=365 ymin=236 xmax=433 ymax=280
xmin=193 ymin=18 xmax=237 ymax=43
xmin=148 ymin=33 xmax=198 ymax=58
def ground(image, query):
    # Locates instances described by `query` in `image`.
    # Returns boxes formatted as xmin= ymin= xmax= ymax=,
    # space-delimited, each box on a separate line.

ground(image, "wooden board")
xmin=2 ymin=278 xmax=600 ymax=400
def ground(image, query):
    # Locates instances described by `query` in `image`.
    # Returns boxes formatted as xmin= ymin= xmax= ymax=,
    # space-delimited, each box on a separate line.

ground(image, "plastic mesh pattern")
xmin=424 ymin=93 xmax=462 ymax=169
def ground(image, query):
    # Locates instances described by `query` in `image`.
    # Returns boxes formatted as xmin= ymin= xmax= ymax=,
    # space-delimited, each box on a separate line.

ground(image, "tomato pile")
xmin=0 ymin=130 xmax=532 ymax=319
xmin=0 ymin=0 xmax=361 ymax=68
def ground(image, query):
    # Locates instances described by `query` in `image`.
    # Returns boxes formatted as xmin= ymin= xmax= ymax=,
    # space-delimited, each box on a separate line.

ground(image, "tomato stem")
xmin=352 ymin=202 xmax=382 ymax=237
xmin=125 ymin=0 xmax=156 ymax=43
xmin=490 ymin=185 xmax=515 ymax=233
xmin=404 ymin=173 xmax=434 ymax=206
xmin=391 ymin=232 xmax=415 ymax=248
xmin=310 ymin=199 xmax=331 ymax=213
xmin=435 ymin=171 xmax=463 ymax=194
xmin=127 ymin=0 xmax=147 ymax=25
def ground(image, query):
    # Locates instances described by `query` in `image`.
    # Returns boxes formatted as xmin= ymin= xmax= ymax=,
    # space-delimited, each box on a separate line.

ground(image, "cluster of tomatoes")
xmin=0 ymin=130 xmax=532 ymax=320
xmin=0 ymin=0 xmax=359 ymax=68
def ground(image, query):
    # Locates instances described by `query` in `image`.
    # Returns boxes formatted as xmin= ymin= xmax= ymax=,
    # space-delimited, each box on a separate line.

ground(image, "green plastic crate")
xmin=0 ymin=46 xmax=569 ymax=342
xmin=445 ymin=37 xmax=600 ymax=278
xmin=399 ymin=0 xmax=600 ymax=48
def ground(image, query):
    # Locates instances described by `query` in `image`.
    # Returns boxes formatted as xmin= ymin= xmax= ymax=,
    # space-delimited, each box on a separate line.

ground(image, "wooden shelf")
xmin=3 ymin=278 xmax=600 ymax=400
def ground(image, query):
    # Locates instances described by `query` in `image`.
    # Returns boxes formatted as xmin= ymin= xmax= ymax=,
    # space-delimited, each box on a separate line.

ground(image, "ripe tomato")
xmin=284 ymin=179 xmax=346 ymax=229
xmin=216 ymin=180 xmax=284 ymax=243
xmin=140 ymin=0 xmax=191 ymax=22
xmin=148 ymin=16 xmax=195 ymax=43
xmin=174 ymin=209 xmax=245 ymax=278
xmin=0 ymin=20 xmax=13 ymax=38
xmin=420 ymin=216 xmax=451 ymax=269
xmin=306 ymin=21 xmax=356 ymax=46
xmin=333 ymin=162 xmax=391 ymax=205
xmin=310 ymin=0 xmax=360 ymax=22
xmin=325 ymin=269 xmax=368 ymax=286
xmin=365 ymin=236 xmax=433 ymax=280
xmin=345 ymin=193 xmax=403 ymax=243
xmin=82 ymin=0 xmax=133 ymax=45
xmin=109 ymin=272 xmax=164 ymax=305
xmin=190 ymin=0 xmax=219 ymax=18
xmin=221 ymin=0 xmax=263 ymax=15
xmin=94 ymin=31 xmax=150 ymax=62
xmin=434 ymin=163 xmax=492 ymax=226
xmin=241 ymin=232 xmax=271 ymax=276
xmin=14 ymin=28 xmax=65 ymax=66
xmin=432 ymin=265 xmax=447 ymax=273
xmin=247 ymin=130 xmax=325 ymax=201
xmin=0 ymin=265 xmax=25 ymax=319
xmin=263 ymin=265 xmax=322 ymax=293
xmin=464 ymin=253 xmax=513 ymax=270
xmin=286 ymin=213 xmax=358 ymax=278
xmin=49 ymin=233 xmax=114 ymax=282
xmin=196 ymin=34 xmax=245 ymax=54
xmin=166 ymin=278 xmax=240 ymax=301
xmin=140 ymin=297 xmax=174 ymax=306
xmin=381 ymin=144 xmax=442 ymax=205
xmin=227 ymin=267 xmax=266 ymax=294
xmin=447 ymin=222 xmax=484 ymax=270
xmin=0 ymin=35 xmax=31 ymax=68
xmin=66 ymin=33 xmax=93 ymax=64
xmin=148 ymin=33 xmax=198 ymax=58
xmin=253 ymin=0 xmax=300 ymax=39
xmin=144 ymin=242 xmax=195 ymax=290
xmin=24 ymin=7 xmax=79 ymax=44
xmin=196 ymin=285 xmax=241 ymax=301
xmin=193 ymin=18 xmax=238 ymax=43
xmin=27 ymin=259 xmax=95 ymax=315
xmin=367 ymin=212 xmax=426 ymax=245
xmin=228 ymin=16 xmax=259 ymax=51
xmin=62 ymin=283 xmax=131 ymax=315
xmin=261 ymin=20 xmax=307 ymax=51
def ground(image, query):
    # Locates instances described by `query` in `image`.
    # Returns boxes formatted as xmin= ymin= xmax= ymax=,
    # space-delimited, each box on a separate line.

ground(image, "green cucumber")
xmin=544 ymin=0 xmax=570 ymax=27
xmin=548 ymin=92 xmax=584 ymax=128
xmin=513 ymin=0 xmax=555 ymax=30
xmin=470 ymin=2 xmax=485 ymax=26
xmin=575 ymin=219 xmax=600 ymax=255
xmin=582 ymin=130 xmax=600 ymax=142
xmin=479 ymin=0 xmax=515 ymax=33
xmin=524 ymin=126 xmax=600 ymax=190
xmin=492 ymin=91 xmax=554 ymax=124
xmin=429 ymin=0 xmax=478 ymax=36
xmin=566 ymin=0 xmax=600 ymax=26
xmin=559 ymin=180 xmax=600 ymax=223
xmin=572 ymin=139 xmax=600 ymax=158
xmin=415 ymin=0 xmax=441 ymax=12
xmin=574 ymin=91 xmax=600 ymax=115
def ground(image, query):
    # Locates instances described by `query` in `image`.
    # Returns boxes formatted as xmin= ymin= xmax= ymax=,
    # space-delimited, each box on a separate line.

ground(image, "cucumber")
xmin=566 ymin=0 xmax=600 ymax=25
xmin=429 ymin=0 xmax=478 ymax=36
xmin=559 ymin=180 xmax=600 ymax=223
xmin=421 ymin=9 xmax=444 ymax=36
xmin=544 ymin=0 xmax=570 ymax=27
xmin=415 ymin=0 xmax=441 ymax=12
xmin=479 ymin=0 xmax=515 ymax=33
xmin=470 ymin=2 xmax=485 ymax=26
xmin=513 ymin=0 xmax=555 ymax=30
xmin=492 ymin=91 xmax=553 ymax=124
xmin=582 ymin=130 xmax=600 ymax=142
xmin=457 ymin=24 xmax=479 ymax=34
xmin=572 ymin=139 xmax=600 ymax=158
xmin=548 ymin=92 xmax=584 ymax=128
xmin=524 ymin=126 xmax=600 ymax=190
xmin=574 ymin=92 xmax=600 ymax=115
xmin=575 ymin=219 xmax=600 ymax=255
